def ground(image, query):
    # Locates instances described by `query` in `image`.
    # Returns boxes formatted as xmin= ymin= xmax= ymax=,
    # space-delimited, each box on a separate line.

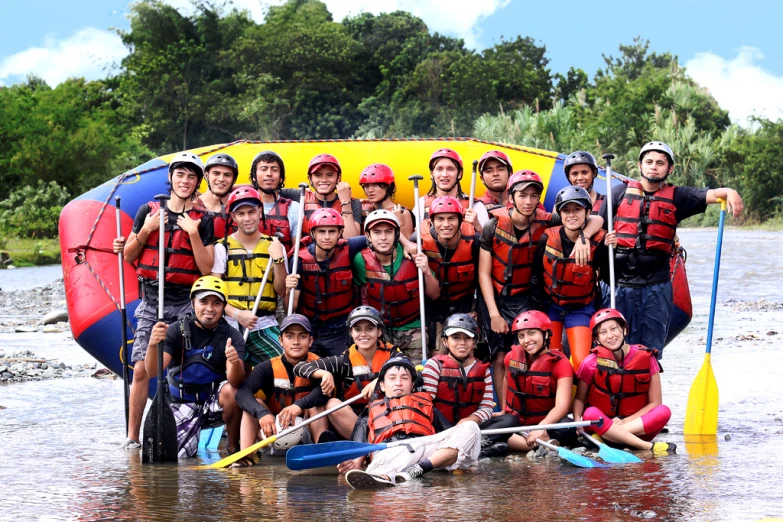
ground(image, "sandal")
xmin=229 ymin=455 xmax=256 ymax=468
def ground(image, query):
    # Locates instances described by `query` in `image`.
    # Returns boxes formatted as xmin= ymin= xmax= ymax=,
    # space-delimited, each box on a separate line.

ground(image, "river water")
xmin=1 ymin=230 xmax=782 ymax=520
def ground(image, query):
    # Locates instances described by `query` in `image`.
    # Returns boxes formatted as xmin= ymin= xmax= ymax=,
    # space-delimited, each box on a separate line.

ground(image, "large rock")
xmin=42 ymin=309 xmax=69 ymax=325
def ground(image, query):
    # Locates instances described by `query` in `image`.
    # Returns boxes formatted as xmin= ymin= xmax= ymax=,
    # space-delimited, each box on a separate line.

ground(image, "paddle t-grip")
xmin=408 ymin=174 xmax=423 ymax=187
xmin=115 ymin=196 xmax=121 ymax=209
xmin=602 ymin=153 xmax=615 ymax=167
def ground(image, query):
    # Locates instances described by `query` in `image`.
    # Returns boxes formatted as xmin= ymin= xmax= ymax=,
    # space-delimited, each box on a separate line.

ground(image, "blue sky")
xmin=2 ymin=0 xmax=781 ymax=124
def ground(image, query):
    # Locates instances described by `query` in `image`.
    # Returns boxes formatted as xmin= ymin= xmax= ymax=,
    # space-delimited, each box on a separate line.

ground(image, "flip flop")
xmin=229 ymin=455 xmax=256 ymax=468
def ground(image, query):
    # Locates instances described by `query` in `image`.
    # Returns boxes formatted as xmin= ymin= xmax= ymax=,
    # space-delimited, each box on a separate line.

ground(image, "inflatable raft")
xmin=58 ymin=137 xmax=690 ymax=388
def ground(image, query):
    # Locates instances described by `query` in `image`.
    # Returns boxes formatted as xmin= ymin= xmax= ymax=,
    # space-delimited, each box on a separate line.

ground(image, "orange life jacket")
xmin=302 ymin=190 xmax=347 ymax=235
xmin=586 ymin=345 xmax=655 ymax=418
xmin=477 ymin=193 xmax=506 ymax=213
xmin=541 ymin=226 xmax=605 ymax=308
xmin=614 ymin=180 xmax=677 ymax=255
xmin=361 ymin=249 xmax=420 ymax=328
xmin=367 ymin=392 xmax=436 ymax=444
xmin=490 ymin=209 xmax=549 ymax=296
xmin=260 ymin=197 xmax=293 ymax=251
xmin=431 ymin=355 xmax=489 ymax=424
xmin=420 ymin=220 xmax=476 ymax=302
xmin=505 ymin=345 xmax=570 ymax=425
xmin=259 ymin=353 xmax=320 ymax=415
xmin=136 ymin=201 xmax=205 ymax=286
xmin=342 ymin=343 xmax=395 ymax=406
xmin=422 ymin=194 xmax=470 ymax=221
xmin=297 ymin=240 xmax=354 ymax=323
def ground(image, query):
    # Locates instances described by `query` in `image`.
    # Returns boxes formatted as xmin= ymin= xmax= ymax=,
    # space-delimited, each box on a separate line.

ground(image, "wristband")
xmin=273 ymin=257 xmax=285 ymax=265
xmin=580 ymin=232 xmax=586 ymax=245
xmin=341 ymin=211 xmax=352 ymax=216
xmin=340 ymin=201 xmax=351 ymax=207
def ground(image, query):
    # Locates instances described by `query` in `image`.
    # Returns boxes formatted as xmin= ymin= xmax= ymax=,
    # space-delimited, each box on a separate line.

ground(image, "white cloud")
xmin=686 ymin=47 xmax=783 ymax=126
xmin=0 ymin=27 xmax=127 ymax=87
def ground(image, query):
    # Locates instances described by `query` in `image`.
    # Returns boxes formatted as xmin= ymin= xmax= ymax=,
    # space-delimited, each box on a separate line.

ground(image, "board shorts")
xmin=311 ymin=323 xmax=348 ymax=358
xmin=388 ymin=328 xmax=425 ymax=366
xmin=478 ymin=293 xmax=533 ymax=357
xmin=226 ymin=316 xmax=283 ymax=366
xmin=131 ymin=298 xmax=192 ymax=364
xmin=168 ymin=381 xmax=227 ymax=458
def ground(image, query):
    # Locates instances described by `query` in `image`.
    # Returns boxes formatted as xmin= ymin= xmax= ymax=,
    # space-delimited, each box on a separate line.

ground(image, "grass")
xmin=0 ymin=237 xmax=61 ymax=267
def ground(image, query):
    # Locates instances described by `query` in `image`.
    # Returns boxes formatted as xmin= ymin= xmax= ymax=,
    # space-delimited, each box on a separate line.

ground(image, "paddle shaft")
xmin=706 ymin=199 xmax=727 ymax=354
xmin=480 ymin=419 xmax=599 ymax=436
xmin=243 ymin=256 xmax=274 ymax=342
xmin=155 ymin=193 xmax=169 ymax=461
xmin=602 ymin=153 xmax=616 ymax=309
xmin=409 ymin=175 xmax=427 ymax=362
xmin=469 ymin=160 xmax=477 ymax=208
xmin=287 ymin=183 xmax=308 ymax=315
xmin=115 ymin=197 xmax=130 ymax=432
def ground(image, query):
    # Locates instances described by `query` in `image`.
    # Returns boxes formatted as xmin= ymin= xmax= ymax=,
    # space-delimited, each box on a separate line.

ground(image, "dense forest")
xmin=1 ymin=0 xmax=782 ymax=240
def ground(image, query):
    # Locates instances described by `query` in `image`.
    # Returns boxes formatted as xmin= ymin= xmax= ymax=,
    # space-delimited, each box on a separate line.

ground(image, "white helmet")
xmin=638 ymin=141 xmax=674 ymax=164
xmin=273 ymin=415 xmax=304 ymax=450
xmin=364 ymin=209 xmax=400 ymax=231
xmin=169 ymin=151 xmax=205 ymax=179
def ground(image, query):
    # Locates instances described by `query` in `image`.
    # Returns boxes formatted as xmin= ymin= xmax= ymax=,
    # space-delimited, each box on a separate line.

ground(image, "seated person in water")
xmin=338 ymin=355 xmax=482 ymax=488
xmin=293 ymin=306 xmax=400 ymax=439
xmin=144 ymin=276 xmax=245 ymax=459
xmin=573 ymin=309 xmax=676 ymax=453
xmin=233 ymin=314 xmax=330 ymax=466
xmin=503 ymin=310 xmax=578 ymax=451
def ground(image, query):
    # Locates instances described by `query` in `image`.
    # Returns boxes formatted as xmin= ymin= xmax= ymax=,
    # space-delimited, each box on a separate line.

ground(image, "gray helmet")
xmin=564 ymin=151 xmax=598 ymax=177
xmin=555 ymin=186 xmax=592 ymax=214
xmin=378 ymin=354 xmax=417 ymax=381
xmin=638 ymin=141 xmax=675 ymax=165
xmin=441 ymin=313 xmax=480 ymax=339
xmin=250 ymin=150 xmax=286 ymax=192
xmin=347 ymin=306 xmax=384 ymax=329
xmin=204 ymin=154 xmax=238 ymax=190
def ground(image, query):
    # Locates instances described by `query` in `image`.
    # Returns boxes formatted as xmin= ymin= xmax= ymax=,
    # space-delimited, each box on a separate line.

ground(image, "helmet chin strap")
xmin=447 ymin=350 xmax=469 ymax=364
xmin=641 ymin=173 xmax=669 ymax=184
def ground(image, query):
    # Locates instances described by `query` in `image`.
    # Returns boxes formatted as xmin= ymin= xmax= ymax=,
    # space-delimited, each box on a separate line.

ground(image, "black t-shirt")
xmin=599 ymin=183 xmax=708 ymax=285
xmin=279 ymin=187 xmax=363 ymax=226
xmin=132 ymin=203 xmax=215 ymax=303
xmin=162 ymin=316 xmax=245 ymax=375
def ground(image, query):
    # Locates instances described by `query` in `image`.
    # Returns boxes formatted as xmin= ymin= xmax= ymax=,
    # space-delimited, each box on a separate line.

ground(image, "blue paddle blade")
xmin=599 ymin=444 xmax=642 ymax=463
xmin=557 ymin=447 xmax=607 ymax=468
xmin=199 ymin=426 xmax=225 ymax=451
xmin=287 ymin=441 xmax=388 ymax=471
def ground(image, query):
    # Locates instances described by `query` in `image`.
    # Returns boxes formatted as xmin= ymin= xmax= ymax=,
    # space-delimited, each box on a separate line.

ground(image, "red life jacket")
xmin=477 ymin=193 xmax=504 ymax=213
xmin=259 ymin=353 xmax=320 ymax=415
xmin=361 ymin=248 xmax=420 ymax=328
xmin=260 ymin=197 xmax=293 ymax=251
xmin=298 ymin=240 xmax=354 ymax=323
xmin=422 ymin=194 xmax=470 ymax=220
xmin=431 ymin=355 xmax=489 ymax=424
xmin=541 ymin=226 xmax=605 ymax=308
xmin=592 ymin=193 xmax=605 ymax=216
xmin=302 ymin=190 xmax=344 ymax=235
xmin=368 ymin=392 xmax=436 ymax=444
xmin=420 ymin=220 xmax=476 ymax=302
xmin=197 ymin=198 xmax=234 ymax=245
xmin=136 ymin=201 xmax=205 ymax=286
xmin=504 ymin=345 xmax=569 ymax=425
xmin=490 ymin=209 xmax=549 ymax=296
xmin=614 ymin=180 xmax=677 ymax=255
xmin=342 ymin=343 xmax=395 ymax=406
xmin=586 ymin=345 xmax=655 ymax=418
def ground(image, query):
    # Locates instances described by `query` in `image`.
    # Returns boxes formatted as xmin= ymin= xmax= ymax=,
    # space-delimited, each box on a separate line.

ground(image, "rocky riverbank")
xmin=0 ymin=349 xmax=101 ymax=384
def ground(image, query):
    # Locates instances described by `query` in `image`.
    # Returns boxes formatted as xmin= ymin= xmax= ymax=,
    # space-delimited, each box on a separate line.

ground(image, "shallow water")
xmin=1 ymin=230 xmax=782 ymax=520
xmin=0 ymin=264 xmax=63 ymax=291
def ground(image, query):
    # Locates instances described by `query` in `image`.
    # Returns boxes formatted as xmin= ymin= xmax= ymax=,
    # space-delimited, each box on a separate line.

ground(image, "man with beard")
xmin=249 ymin=150 xmax=300 ymax=253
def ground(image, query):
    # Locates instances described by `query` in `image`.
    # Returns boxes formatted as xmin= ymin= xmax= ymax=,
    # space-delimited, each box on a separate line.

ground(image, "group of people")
xmin=112 ymin=141 xmax=743 ymax=483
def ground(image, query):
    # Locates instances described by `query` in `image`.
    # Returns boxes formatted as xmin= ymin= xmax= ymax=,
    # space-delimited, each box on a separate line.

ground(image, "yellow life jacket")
xmin=225 ymin=235 xmax=277 ymax=313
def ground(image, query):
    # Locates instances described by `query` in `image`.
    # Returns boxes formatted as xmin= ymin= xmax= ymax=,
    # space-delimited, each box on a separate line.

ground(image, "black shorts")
xmin=478 ymin=293 xmax=533 ymax=357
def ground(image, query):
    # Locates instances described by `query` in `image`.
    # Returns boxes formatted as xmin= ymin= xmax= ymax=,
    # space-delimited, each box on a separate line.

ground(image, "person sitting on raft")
xmin=421 ymin=313 xmax=520 ymax=458
xmin=234 ymin=314 xmax=330 ymax=466
xmin=503 ymin=310 xmax=579 ymax=451
xmin=338 ymin=355 xmax=482 ymax=487
xmin=293 ymin=306 xmax=400 ymax=439
xmin=143 ymin=276 xmax=245 ymax=458
xmin=532 ymin=186 xmax=614 ymax=371
xmin=573 ymin=308 xmax=676 ymax=454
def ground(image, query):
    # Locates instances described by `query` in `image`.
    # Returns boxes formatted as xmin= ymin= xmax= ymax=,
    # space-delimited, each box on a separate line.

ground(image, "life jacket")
xmin=614 ymin=180 xmax=677 ymax=255
xmin=224 ymin=235 xmax=277 ymax=313
xmin=302 ymin=190 xmax=344 ymax=235
xmin=197 ymin=198 xmax=234 ymax=245
xmin=477 ymin=193 xmax=504 ymax=213
xmin=256 ymin=353 xmax=320 ymax=415
xmin=260 ymin=197 xmax=293 ymax=251
xmin=431 ymin=355 xmax=489 ymax=424
xmin=136 ymin=201 xmax=205 ymax=286
xmin=367 ymin=392 xmax=436 ymax=444
xmin=298 ymin=240 xmax=354 ymax=323
xmin=541 ymin=226 xmax=605 ymax=308
xmin=422 ymin=194 xmax=470 ymax=221
xmin=362 ymin=248 xmax=420 ymax=328
xmin=504 ymin=345 xmax=569 ymax=425
xmin=167 ymin=316 xmax=226 ymax=403
xmin=490 ymin=209 xmax=549 ymax=296
xmin=586 ymin=345 xmax=655 ymax=418
xmin=342 ymin=343 xmax=395 ymax=405
xmin=420 ymin=220 xmax=476 ymax=302
xmin=592 ymin=193 xmax=605 ymax=216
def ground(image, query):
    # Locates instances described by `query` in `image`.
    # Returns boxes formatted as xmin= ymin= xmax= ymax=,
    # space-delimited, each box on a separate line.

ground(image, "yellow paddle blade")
xmin=684 ymin=354 xmax=719 ymax=435
xmin=204 ymin=434 xmax=278 ymax=469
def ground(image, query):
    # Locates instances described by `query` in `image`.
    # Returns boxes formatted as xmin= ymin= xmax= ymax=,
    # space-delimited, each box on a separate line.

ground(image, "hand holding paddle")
xmin=115 ymin=197 xmax=131 ymax=432
xmin=469 ymin=160 xmax=478 ymax=208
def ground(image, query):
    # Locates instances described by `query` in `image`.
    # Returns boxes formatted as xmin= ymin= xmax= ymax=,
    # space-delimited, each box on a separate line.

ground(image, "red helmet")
xmin=511 ymin=310 xmax=552 ymax=334
xmin=308 ymin=207 xmax=344 ymax=230
xmin=227 ymin=186 xmax=262 ymax=213
xmin=429 ymin=148 xmax=463 ymax=171
xmin=308 ymin=154 xmax=342 ymax=175
xmin=479 ymin=150 xmax=512 ymax=173
xmin=359 ymin=164 xmax=395 ymax=185
xmin=508 ymin=170 xmax=544 ymax=194
xmin=590 ymin=308 xmax=627 ymax=336
xmin=428 ymin=196 xmax=464 ymax=219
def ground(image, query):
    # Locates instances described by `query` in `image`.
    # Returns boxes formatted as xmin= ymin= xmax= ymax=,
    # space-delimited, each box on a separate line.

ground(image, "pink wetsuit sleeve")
xmin=576 ymin=353 xmax=597 ymax=383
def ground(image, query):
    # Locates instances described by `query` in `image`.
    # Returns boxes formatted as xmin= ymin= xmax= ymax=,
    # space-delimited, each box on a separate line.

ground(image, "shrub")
xmin=0 ymin=181 xmax=70 ymax=239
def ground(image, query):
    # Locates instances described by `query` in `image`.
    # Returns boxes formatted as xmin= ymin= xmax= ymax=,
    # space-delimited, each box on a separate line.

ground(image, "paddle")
xmin=286 ymin=419 xmax=603 ymax=470
xmin=115 ymin=196 xmax=130 ymax=432
xmin=287 ymin=183 xmax=308 ymax=315
xmin=469 ymin=160 xmax=478 ymax=208
xmin=602 ymin=153 xmax=617 ymax=308
xmin=684 ymin=198 xmax=726 ymax=435
xmin=529 ymin=435 xmax=606 ymax=468
xmin=578 ymin=429 xmax=642 ymax=464
xmin=206 ymin=394 xmax=365 ymax=469
xmin=409 ymin=174 xmax=428 ymax=363
xmin=142 ymin=193 xmax=178 ymax=464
